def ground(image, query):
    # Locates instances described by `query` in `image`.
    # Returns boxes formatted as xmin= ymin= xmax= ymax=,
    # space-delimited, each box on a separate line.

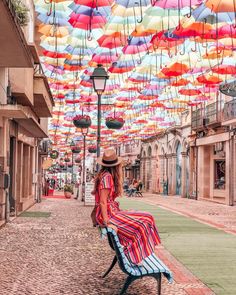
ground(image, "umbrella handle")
xmin=191 ymin=42 xmax=197 ymax=52
xmin=136 ymin=0 xmax=143 ymax=23
xmin=179 ymin=45 xmax=185 ymax=55
xmin=186 ymin=0 xmax=192 ymax=18
xmin=87 ymin=31 xmax=93 ymax=41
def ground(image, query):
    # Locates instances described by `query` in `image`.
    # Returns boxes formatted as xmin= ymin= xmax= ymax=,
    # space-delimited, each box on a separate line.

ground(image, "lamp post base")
xmin=81 ymin=182 xmax=85 ymax=202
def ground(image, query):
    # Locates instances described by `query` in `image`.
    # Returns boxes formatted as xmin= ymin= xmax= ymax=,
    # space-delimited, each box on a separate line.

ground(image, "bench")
xmin=101 ymin=227 xmax=173 ymax=295
xmin=129 ymin=184 xmax=143 ymax=198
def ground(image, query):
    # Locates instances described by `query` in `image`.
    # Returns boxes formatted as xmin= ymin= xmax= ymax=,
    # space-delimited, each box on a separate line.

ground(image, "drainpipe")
xmin=195 ymin=137 xmax=198 ymax=200
xmin=229 ymin=128 xmax=235 ymax=206
xmin=166 ymin=132 xmax=169 ymax=195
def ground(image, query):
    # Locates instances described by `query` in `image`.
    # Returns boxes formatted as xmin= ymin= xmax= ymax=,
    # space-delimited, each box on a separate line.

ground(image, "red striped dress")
xmin=95 ymin=171 xmax=161 ymax=265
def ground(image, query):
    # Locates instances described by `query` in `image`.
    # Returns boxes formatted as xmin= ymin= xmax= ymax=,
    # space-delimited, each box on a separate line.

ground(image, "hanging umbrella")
xmin=97 ymin=32 xmax=127 ymax=48
xmin=205 ymin=0 xmax=236 ymax=12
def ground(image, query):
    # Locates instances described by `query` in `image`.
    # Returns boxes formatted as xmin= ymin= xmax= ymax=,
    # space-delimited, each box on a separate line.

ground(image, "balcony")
xmin=222 ymin=99 xmax=236 ymax=126
xmin=9 ymin=68 xmax=34 ymax=106
xmin=192 ymin=102 xmax=222 ymax=131
xmin=0 ymin=0 xmax=33 ymax=67
xmin=0 ymin=105 xmax=48 ymax=138
xmin=33 ymin=64 xmax=54 ymax=117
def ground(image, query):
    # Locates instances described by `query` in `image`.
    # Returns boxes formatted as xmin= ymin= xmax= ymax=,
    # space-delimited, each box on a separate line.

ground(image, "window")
xmin=214 ymin=160 xmax=225 ymax=190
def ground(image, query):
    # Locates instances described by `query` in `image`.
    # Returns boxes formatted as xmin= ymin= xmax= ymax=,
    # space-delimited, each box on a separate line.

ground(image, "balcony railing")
xmin=223 ymin=99 xmax=236 ymax=122
xmin=192 ymin=102 xmax=222 ymax=130
xmin=34 ymin=63 xmax=44 ymax=76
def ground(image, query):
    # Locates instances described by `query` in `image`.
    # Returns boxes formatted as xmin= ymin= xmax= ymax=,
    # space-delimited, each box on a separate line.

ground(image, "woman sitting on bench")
xmin=92 ymin=148 xmax=161 ymax=265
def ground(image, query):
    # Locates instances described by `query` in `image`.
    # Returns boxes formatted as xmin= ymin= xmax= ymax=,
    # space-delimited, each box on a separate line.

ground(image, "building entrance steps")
xmin=139 ymin=194 xmax=236 ymax=235
xmin=0 ymin=197 xmax=233 ymax=294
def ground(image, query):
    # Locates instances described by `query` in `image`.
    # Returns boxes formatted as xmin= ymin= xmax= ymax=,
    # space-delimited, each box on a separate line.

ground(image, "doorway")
xmin=9 ymin=136 xmax=16 ymax=215
xmin=176 ymin=142 xmax=182 ymax=195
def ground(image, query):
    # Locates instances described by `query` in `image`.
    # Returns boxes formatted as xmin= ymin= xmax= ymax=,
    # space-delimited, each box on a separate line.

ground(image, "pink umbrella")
xmin=122 ymin=43 xmax=152 ymax=54
xmin=154 ymin=0 xmax=203 ymax=9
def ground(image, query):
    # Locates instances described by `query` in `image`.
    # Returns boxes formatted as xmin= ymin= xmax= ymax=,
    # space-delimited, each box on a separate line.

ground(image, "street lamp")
xmin=80 ymin=127 xmax=89 ymax=202
xmin=90 ymin=64 xmax=109 ymax=158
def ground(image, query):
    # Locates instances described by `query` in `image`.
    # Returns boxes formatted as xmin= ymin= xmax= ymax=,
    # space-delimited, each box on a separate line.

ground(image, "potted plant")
xmin=73 ymin=114 xmax=91 ymax=128
xmin=64 ymin=184 xmax=73 ymax=198
xmin=88 ymin=145 xmax=97 ymax=153
xmin=105 ymin=117 xmax=125 ymax=129
xmin=12 ymin=0 xmax=29 ymax=26
xmin=75 ymin=157 xmax=81 ymax=164
xmin=49 ymin=150 xmax=59 ymax=159
xmin=71 ymin=146 xmax=81 ymax=153
xmin=64 ymin=158 xmax=70 ymax=163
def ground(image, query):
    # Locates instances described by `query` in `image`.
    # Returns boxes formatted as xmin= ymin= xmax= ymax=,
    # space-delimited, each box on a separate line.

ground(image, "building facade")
xmin=120 ymin=141 xmax=141 ymax=184
xmin=140 ymin=111 xmax=191 ymax=198
xmin=0 ymin=1 xmax=53 ymax=226
xmin=190 ymin=92 xmax=236 ymax=206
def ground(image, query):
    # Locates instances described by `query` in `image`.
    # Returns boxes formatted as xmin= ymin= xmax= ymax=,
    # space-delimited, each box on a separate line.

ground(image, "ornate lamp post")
xmin=90 ymin=64 xmax=109 ymax=158
xmin=80 ymin=127 xmax=89 ymax=202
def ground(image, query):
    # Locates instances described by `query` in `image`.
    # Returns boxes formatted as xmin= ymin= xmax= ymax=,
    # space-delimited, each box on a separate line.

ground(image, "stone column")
xmin=169 ymin=154 xmax=176 ymax=195
xmin=181 ymin=152 xmax=187 ymax=198
xmin=0 ymin=117 xmax=9 ymax=221
xmin=189 ymin=146 xmax=197 ymax=198
xmin=16 ymin=141 xmax=23 ymax=212
xmin=159 ymin=155 xmax=164 ymax=194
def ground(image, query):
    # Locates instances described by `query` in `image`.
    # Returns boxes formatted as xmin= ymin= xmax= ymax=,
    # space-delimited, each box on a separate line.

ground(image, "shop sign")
xmin=85 ymin=182 xmax=95 ymax=206
xmin=42 ymin=158 xmax=53 ymax=169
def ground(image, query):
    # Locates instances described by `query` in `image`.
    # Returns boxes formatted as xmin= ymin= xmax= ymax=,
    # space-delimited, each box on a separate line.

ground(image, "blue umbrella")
xmin=192 ymin=3 xmax=236 ymax=23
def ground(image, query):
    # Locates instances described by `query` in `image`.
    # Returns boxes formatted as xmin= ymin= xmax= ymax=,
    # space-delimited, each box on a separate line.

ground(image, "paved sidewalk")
xmin=0 ymin=197 xmax=214 ymax=295
xmin=139 ymin=194 xmax=236 ymax=235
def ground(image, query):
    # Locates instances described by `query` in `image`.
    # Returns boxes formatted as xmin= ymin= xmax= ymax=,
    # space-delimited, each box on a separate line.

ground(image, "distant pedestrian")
xmin=74 ymin=179 xmax=81 ymax=200
xmin=44 ymin=178 xmax=50 ymax=196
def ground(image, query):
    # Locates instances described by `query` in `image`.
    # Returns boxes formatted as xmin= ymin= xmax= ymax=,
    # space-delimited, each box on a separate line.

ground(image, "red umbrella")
xmin=74 ymin=0 xmax=112 ymax=7
xmin=212 ymin=65 xmax=236 ymax=75
xmin=91 ymin=53 xmax=119 ymax=64
xmin=171 ymin=78 xmax=190 ymax=87
xmin=197 ymin=74 xmax=222 ymax=85
xmin=161 ymin=63 xmax=189 ymax=77
xmin=179 ymin=89 xmax=202 ymax=96
xmin=69 ymin=12 xmax=107 ymax=27
xmin=122 ymin=43 xmax=152 ymax=54
xmin=43 ymin=50 xmax=67 ymax=58
xmin=108 ymin=66 xmax=134 ymax=73
xmin=97 ymin=32 xmax=127 ymax=48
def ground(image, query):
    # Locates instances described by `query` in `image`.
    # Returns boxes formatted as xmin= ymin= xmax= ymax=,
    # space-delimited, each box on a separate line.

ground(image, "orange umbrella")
xmin=161 ymin=63 xmax=189 ymax=77
xmin=205 ymin=0 xmax=236 ymax=12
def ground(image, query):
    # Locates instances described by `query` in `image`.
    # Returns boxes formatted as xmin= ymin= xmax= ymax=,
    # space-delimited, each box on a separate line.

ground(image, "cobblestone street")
xmin=0 ymin=197 xmax=214 ymax=295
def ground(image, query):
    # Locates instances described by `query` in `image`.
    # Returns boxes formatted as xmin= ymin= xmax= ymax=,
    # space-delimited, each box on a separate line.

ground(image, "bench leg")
xmin=157 ymin=274 xmax=161 ymax=295
xmin=136 ymin=192 xmax=143 ymax=197
xmin=119 ymin=275 xmax=137 ymax=295
xmin=102 ymin=256 xmax=117 ymax=278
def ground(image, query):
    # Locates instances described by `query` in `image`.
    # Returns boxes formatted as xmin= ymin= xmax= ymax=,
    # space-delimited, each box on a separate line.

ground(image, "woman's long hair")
xmin=94 ymin=164 xmax=123 ymax=197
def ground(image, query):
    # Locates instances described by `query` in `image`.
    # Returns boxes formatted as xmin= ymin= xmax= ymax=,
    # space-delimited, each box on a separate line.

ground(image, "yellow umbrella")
xmin=38 ymin=24 xmax=69 ymax=38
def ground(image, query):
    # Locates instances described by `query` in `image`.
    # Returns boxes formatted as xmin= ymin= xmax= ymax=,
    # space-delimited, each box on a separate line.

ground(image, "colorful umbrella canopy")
xmin=34 ymin=0 xmax=236 ymax=154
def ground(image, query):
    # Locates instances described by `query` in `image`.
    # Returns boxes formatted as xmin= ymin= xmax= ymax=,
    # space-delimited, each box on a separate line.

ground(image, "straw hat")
xmin=97 ymin=148 xmax=123 ymax=167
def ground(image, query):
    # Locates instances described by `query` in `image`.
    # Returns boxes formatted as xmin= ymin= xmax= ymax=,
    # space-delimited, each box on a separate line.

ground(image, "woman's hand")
xmin=100 ymin=220 xmax=109 ymax=228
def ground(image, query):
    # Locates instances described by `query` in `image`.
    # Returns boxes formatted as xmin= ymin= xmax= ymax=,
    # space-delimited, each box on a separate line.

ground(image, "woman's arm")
xmin=100 ymin=188 xmax=110 ymax=226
